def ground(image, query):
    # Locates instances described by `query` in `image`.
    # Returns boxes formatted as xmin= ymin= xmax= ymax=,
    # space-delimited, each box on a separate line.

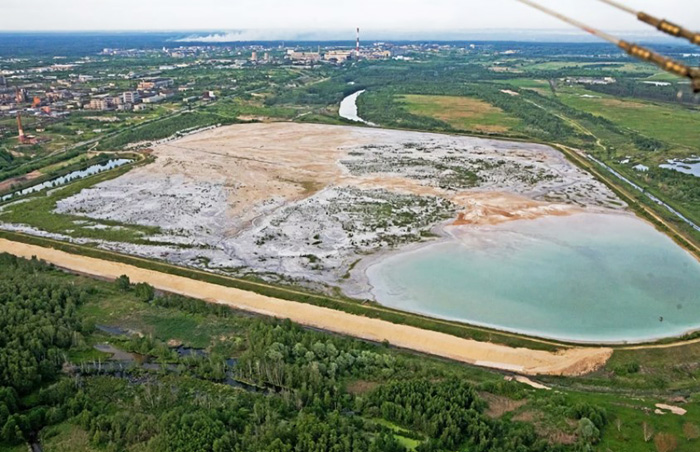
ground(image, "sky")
xmin=1 ymin=0 xmax=699 ymax=40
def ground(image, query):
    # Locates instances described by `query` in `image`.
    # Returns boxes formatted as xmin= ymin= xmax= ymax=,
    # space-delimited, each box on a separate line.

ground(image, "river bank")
xmin=338 ymin=90 xmax=376 ymax=125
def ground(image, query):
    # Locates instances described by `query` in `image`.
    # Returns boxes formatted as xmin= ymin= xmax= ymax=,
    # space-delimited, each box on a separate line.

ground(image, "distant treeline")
xmin=587 ymin=80 xmax=700 ymax=106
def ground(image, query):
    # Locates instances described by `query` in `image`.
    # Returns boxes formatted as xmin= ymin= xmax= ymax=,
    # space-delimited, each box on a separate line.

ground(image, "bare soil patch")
xmin=0 ymin=170 xmax=41 ymax=193
xmin=480 ymin=392 xmax=528 ymax=418
xmin=346 ymin=380 xmax=380 ymax=395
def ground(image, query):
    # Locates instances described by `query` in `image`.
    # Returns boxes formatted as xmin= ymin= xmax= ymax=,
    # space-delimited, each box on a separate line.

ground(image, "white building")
xmin=122 ymin=91 xmax=140 ymax=104
xmin=142 ymin=94 xmax=166 ymax=104
xmin=288 ymin=52 xmax=321 ymax=63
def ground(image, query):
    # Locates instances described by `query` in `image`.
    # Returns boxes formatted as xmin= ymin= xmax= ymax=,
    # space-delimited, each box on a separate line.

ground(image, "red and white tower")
xmin=356 ymin=27 xmax=360 ymax=54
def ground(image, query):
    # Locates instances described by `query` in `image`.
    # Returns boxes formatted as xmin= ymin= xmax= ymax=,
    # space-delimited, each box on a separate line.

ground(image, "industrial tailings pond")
xmin=366 ymin=212 xmax=700 ymax=343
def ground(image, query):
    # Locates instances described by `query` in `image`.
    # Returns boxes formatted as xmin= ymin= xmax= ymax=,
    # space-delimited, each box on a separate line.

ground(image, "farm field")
xmin=397 ymin=94 xmax=523 ymax=133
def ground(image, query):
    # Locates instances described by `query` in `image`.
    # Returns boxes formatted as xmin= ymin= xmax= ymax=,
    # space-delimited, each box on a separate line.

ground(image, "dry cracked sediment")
xmin=39 ymin=123 xmax=626 ymax=292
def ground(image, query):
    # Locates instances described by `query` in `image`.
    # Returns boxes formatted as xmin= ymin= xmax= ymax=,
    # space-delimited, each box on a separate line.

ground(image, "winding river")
xmin=339 ymin=90 xmax=376 ymax=126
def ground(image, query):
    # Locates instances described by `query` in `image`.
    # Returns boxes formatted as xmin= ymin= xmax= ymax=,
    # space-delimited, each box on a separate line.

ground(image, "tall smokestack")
xmin=356 ymin=27 xmax=360 ymax=54
xmin=16 ymin=112 xmax=25 ymax=140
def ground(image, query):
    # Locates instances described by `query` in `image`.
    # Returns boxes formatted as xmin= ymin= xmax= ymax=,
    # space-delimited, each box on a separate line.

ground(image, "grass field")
xmin=565 ymin=391 xmax=700 ymax=452
xmin=521 ymin=61 xmax=650 ymax=73
xmin=557 ymin=88 xmax=700 ymax=153
xmin=398 ymin=94 xmax=522 ymax=133
xmin=79 ymin=288 xmax=238 ymax=350
xmin=39 ymin=154 xmax=88 ymax=175
xmin=371 ymin=419 xmax=422 ymax=450
xmin=492 ymin=78 xmax=552 ymax=93
xmin=644 ymin=72 xmax=683 ymax=82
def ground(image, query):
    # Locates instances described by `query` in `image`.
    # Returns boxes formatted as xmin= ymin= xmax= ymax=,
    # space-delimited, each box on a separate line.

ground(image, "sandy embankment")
xmin=0 ymin=238 xmax=612 ymax=377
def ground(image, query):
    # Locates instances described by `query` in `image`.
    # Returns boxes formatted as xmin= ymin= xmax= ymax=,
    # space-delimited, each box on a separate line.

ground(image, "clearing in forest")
xmin=398 ymin=94 xmax=522 ymax=133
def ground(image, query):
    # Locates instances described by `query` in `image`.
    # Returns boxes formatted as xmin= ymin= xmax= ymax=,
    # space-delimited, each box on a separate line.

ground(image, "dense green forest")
xmin=5 ymin=253 xmax=674 ymax=452
xmin=0 ymin=150 xmax=19 ymax=172
xmin=638 ymin=168 xmax=700 ymax=220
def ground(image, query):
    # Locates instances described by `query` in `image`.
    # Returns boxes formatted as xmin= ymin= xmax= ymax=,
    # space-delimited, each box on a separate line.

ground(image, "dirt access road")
xmin=0 ymin=238 xmax=612 ymax=377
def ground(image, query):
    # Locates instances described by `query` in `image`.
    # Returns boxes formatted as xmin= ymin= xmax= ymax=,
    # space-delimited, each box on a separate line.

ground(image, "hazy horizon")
xmin=0 ymin=29 xmax=692 ymax=46
xmin=2 ymin=0 xmax=698 ymax=36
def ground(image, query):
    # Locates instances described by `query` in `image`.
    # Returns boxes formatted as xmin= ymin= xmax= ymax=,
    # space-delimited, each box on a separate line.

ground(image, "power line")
xmin=514 ymin=0 xmax=700 ymax=92
xmin=597 ymin=0 xmax=700 ymax=46
xmin=596 ymin=0 xmax=635 ymax=15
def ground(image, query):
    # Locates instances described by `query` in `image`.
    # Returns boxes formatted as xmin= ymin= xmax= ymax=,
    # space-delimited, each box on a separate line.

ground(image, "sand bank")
xmin=0 ymin=237 xmax=612 ymax=377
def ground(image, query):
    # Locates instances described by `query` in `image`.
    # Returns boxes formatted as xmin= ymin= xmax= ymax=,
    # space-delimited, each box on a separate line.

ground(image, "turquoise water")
xmin=366 ymin=213 xmax=700 ymax=343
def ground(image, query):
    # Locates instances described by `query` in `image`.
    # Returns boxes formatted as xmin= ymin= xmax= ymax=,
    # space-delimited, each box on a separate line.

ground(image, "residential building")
xmin=87 ymin=96 xmax=113 ymax=110
xmin=122 ymin=91 xmax=140 ymax=104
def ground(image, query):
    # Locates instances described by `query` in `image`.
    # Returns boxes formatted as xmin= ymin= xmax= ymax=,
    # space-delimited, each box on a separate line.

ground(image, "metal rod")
xmin=515 ymin=0 xmax=700 ymax=92
xmin=596 ymin=0 xmax=636 ymax=15
xmin=597 ymin=0 xmax=700 ymax=46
